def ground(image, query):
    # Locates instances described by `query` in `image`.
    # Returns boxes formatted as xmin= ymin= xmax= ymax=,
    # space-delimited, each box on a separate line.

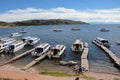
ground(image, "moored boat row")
xmin=0 ymin=36 xmax=40 ymax=54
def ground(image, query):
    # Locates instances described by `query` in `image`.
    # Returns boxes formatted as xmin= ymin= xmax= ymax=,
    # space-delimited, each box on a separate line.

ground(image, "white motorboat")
xmin=71 ymin=27 xmax=80 ymax=30
xmin=19 ymin=28 xmax=26 ymax=33
xmin=115 ymin=41 xmax=120 ymax=45
xmin=27 ymin=37 xmax=40 ymax=45
xmin=53 ymin=28 xmax=63 ymax=32
xmin=0 ymin=38 xmax=16 ymax=53
xmin=48 ymin=44 xmax=66 ymax=58
xmin=71 ymin=39 xmax=84 ymax=52
xmin=9 ymin=40 xmax=26 ymax=53
xmin=10 ymin=32 xmax=22 ymax=37
xmin=31 ymin=43 xmax=51 ymax=57
xmin=100 ymin=28 xmax=110 ymax=32
xmin=94 ymin=37 xmax=110 ymax=47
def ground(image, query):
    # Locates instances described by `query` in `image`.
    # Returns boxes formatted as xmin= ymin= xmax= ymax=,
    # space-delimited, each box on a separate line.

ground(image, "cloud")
xmin=0 ymin=7 xmax=120 ymax=23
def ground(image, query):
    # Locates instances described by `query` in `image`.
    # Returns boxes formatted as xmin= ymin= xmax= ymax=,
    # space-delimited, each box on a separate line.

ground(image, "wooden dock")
xmin=81 ymin=42 xmax=89 ymax=72
xmin=93 ymin=40 xmax=120 ymax=67
xmin=0 ymin=48 xmax=35 ymax=66
xmin=21 ymin=52 xmax=49 ymax=70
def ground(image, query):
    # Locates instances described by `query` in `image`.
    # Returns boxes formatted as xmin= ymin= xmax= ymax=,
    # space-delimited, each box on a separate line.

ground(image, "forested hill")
xmin=0 ymin=19 xmax=88 ymax=27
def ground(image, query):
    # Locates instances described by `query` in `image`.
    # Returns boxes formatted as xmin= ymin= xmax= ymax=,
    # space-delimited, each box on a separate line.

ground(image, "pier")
xmin=21 ymin=52 xmax=49 ymax=70
xmin=93 ymin=40 xmax=120 ymax=67
xmin=0 ymin=48 xmax=35 ymax=66
xmin=81 ymin=42 xmax=89 ymax=72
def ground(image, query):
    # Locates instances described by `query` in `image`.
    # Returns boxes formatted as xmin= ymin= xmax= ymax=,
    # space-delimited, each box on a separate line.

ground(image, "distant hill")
xmin=0 ymin=19 xmax=88 ymax=27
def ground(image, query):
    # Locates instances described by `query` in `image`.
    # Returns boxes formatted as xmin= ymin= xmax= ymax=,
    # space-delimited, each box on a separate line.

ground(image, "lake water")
xmin=0 ymin=24 xmax=120 ymax=74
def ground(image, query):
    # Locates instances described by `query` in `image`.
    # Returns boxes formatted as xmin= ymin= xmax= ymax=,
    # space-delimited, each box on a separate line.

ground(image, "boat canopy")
xmin=52 ymin=45 xmax=64 ymax=51
xmin=38 ymin=43 xmax=49 ymax=48
xmin=96 ymin=37 xmax=109 ymax=43
xmin=73 ymin=40 xmax=83 ymax=44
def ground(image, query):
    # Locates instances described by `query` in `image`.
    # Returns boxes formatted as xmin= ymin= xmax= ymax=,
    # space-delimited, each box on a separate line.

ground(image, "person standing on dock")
xmin=78 ymin=66 xmax=82 ymax=74
xmin=73 ymin=65 xmax=82 ymax=74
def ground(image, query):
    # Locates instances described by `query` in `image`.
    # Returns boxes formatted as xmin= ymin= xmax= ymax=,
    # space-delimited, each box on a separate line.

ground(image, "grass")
xmin=40 ymin=71 xmax=74 ymax=76
xmin=40 ymin=71 xmax=96 ymax=80
xmin=0 ymin=78 xmax=12 ymax=80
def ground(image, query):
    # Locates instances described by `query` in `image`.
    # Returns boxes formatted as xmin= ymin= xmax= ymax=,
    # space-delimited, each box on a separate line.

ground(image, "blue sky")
xmin=0 ymin=0 xmax=120 ymax=23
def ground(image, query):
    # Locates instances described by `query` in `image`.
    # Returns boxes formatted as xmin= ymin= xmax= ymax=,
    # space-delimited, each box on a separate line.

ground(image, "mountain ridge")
xmin=0 ymin=19 xmax=88 ymax=27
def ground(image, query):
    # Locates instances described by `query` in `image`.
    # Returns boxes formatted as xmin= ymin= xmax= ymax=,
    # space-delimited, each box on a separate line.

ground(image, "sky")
xmin=0 ymin=0 xmax=120 ymax=23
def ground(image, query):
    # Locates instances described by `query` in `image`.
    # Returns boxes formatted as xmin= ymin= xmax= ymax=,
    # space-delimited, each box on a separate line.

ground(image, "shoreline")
xmin=0 ymin=64 xmax=120 ymax=80
xmin=0 ymin=56 xmax=120 ymax=76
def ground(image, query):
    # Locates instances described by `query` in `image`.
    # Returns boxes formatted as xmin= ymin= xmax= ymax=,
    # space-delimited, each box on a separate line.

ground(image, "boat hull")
xmin=14 ymin=43 xmax=26 ymax=53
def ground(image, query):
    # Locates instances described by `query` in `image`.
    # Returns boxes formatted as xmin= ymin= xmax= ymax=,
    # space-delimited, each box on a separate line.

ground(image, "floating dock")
xmin=0 ymin=48 xmax=35 ymax=66
xmin=21 ymin=52 xmax=49 ymax=70
xmin=81 ymin=42 xmax=89 ymax=72
xmin=93 ymin=40 xmax=120 ymax=67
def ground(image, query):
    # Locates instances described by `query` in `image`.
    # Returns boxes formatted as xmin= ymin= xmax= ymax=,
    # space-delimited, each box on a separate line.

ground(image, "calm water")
xmin=0 ymin=24 xmax=120 ymax=74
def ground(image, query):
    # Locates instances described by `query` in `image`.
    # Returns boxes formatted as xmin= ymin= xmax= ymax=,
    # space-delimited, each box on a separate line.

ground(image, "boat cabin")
xmin=9 ymin=40 xmax=26 ymax=53
xmin=49 ymin=44 xmax=66 ymax=58
xmin=71 ymin=39 xmax=84 ymax=52
xmin=95 ymin=37 xmax=110 ymax=47
xmin=31 ymin=43 xmax=51 ymax=57
xmin=51 ymin=45 xmax=64 ymax=55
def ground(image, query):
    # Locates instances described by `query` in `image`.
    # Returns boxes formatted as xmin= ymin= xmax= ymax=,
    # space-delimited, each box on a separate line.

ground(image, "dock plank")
xmin=93 ymin=40 xmax=120 ymax=67
xmin=81 ymin=42 xmax=89 ymax=72
xmin=21 ymin=52 xmax=49 ymax=70
xmin=0 ymin=48 xmax=35 ymax=66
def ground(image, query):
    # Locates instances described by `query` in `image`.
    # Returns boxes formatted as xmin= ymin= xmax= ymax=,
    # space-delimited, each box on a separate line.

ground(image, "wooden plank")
xmin=81 ymin=42 xmax=89 ymax=72
xmin=0 ymin=48 xmax=35 ymax=66
xmin=81 ymin=46 xmax=89 ymax=59
xmin=21 ymin=52 xmax=49 ymax=70
xmin=81 ymin=59 xmax=89 ymax=71
xmin=93 ymin=40 xmax=120 ymax=67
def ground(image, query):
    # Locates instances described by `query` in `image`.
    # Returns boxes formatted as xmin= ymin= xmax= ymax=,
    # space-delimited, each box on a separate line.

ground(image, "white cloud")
xmin=0 ymin=7 xmax=120 ymax=23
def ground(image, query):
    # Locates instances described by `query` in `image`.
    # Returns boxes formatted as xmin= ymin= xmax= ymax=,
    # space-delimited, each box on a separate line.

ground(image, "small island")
xmin=0 ymin=19 xmax=88 ymax=28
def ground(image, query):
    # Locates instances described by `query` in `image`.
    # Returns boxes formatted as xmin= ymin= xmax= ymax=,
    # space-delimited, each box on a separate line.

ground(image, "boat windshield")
xmin=101 ymin=40 xmax=109 ymax=43
xmin=73 ymin=44 xmax=82 ymax=48
xmin=35 ymin=48 xmax=43 ymax=53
